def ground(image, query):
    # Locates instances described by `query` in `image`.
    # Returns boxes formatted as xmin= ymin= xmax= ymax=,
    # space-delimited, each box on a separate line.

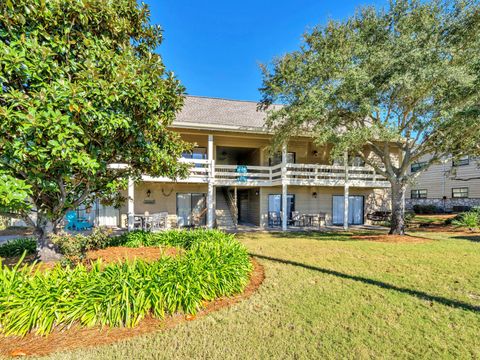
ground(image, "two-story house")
xmin=90 ymin=95 xmax=391 ymax=231
xmin=407 ymin=155 xmax=480 ymax=212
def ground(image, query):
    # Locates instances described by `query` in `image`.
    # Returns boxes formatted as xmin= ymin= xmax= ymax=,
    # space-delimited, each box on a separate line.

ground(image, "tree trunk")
xmin=35 ymin=214 xmax=62 ymax=262
xmin=389 ymin=181 xmax=407 ymax=235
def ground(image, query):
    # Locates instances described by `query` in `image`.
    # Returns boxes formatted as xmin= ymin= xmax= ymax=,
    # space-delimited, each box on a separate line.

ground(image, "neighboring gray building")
xmin=406 ymin=155 xmax=480 ymax=212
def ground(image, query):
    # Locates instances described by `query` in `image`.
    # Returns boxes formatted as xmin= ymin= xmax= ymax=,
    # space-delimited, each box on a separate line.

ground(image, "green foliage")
xmin=0 ymin=0 xmax=191 ymax=236
xmin=51 ymin=228 xmax=113 ymax=260
xmin=0 ymin=238 xmax=36 ymax=257
xmin=0 ymin=230 xmax=253 ymax=336
xmin=451 ymin=211 xmax=480 ymax=230
xmin=404 ymin=211 xmax=416 ymax=226
xmin=0 ymin=172 xmax=31 ymax=217
xmin=413 ymin=204 xmax=440 ymax=215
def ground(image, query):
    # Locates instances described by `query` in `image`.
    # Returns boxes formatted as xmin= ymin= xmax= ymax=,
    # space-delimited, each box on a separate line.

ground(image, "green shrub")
xmin=114 ymin=229 xmax=233 ymax=249
xmin=51 ymin=228 xmax=113 ymax=259
xmin=452 ymin=211 xmax=480 ymax=230
xmin=412 ymin=204 xmax=440 ymax=214
xmin=0 ymin=238 xmax=36 ymax=258
xmin=0 ymin=230 xmax=253 ymax=336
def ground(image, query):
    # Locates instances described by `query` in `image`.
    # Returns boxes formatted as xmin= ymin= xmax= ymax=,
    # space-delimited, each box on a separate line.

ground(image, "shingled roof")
xmin=173 ymin=95 xmax=280 ymax=132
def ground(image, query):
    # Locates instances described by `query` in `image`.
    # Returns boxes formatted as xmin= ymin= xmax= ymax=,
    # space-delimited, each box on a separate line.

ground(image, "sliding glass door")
xmin=332 ymin=195 xmax=364 ymax=225
xmin=268 ymin=194 xmax=295 ymax=220
xmin=176 ymin=193 xmax=206 ymax=227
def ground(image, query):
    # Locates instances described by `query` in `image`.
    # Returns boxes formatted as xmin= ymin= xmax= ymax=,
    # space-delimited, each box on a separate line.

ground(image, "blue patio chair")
xmin=65 ymin=210 xmax=93 ymax=231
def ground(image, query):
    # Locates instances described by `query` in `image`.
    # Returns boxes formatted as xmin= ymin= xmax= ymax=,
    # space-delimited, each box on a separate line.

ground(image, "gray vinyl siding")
xmin=407 ymin=156 xmax=480 ymax=199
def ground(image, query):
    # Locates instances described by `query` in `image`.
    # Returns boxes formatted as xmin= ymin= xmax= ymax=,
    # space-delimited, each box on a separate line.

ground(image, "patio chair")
xmin=192 ymin=208 xmax=207 ymax=228
xmin=317 ymin=212 xmax=326 ymax=228
xmin=269 ymin=211 xmax=281 ymax=227
xmin=65 ymin=210 xmax=93 ymax=231
xmin=133 ymin=215 xmax=143 ymax=230
xmin=290 ymin=211 xmax=304 ymax=227
xmin=151 ymin=212 xmax=168 ymax=232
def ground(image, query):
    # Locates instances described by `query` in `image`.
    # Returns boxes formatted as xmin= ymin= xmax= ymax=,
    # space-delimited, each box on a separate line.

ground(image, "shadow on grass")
xmin=269 ymin=231 xmax=385 ymax=241
xmin=451 ymin=235 xmax=480 ymax=243
xmin=251 ymin=253 xmax=480 ymax=313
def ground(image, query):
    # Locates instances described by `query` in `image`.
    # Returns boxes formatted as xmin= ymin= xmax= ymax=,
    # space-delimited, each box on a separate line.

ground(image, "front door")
xmin=332 ymin=195 xmax=364 ymax=225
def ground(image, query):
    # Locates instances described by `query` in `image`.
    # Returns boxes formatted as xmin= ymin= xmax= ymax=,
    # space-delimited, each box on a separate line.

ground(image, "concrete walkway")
xmin=0 ymin=235 xmax=29 ymax=245
xmin=231 ymin=224 xmax=388 ymax=233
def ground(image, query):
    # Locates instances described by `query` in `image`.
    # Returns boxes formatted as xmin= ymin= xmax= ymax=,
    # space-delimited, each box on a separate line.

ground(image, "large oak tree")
xmin=260 ymin=0 xmax=480 ymax=235
xmin=0 ymin=0 xmax=190 ymax=260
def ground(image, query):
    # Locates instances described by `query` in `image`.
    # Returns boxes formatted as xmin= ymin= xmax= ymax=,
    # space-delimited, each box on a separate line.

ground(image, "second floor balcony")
xmin=141 ymin=158 xmax=390 ymax=188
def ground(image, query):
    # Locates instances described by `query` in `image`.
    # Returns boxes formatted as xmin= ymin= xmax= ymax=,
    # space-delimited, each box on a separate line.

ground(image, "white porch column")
xmin=207 ymin=135 xmax=215 ymax=228
xmin=281 ymin=143 xmax=288 ymax=231
xmin=127 ymin=177 xmax=135 ymax=231
xmin=343 ymin=151 xmax=349 ymax=230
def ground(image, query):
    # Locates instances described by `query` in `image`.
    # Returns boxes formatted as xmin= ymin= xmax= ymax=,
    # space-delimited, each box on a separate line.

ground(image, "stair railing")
xmin=222 ymin=187 xmax=238 ymax=228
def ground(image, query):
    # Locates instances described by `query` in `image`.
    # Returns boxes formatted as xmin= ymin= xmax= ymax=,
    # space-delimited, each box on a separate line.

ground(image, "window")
xmin=350 ymin=156 xmax=366 ymax=167
xmin=182 ymin=147 xmax=207 ymax=160
xmin=452 ymin=187 xmax=469 ymax=198
xmin=182 ymin=147 xmax=207 ymax=168
xmin=411 ymin=189 xmax=427 ymax=199
xmin=452 ymin=156 xmax=469 ymax=167
xmin=411 ymin=161 xmax=427 ymax=173
xmin=269 ymin=152 xmax=295 ymax=166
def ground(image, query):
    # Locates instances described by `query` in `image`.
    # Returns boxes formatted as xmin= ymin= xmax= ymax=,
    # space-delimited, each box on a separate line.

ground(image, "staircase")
xmin=215 ymin=188 xmax=236 ymax=230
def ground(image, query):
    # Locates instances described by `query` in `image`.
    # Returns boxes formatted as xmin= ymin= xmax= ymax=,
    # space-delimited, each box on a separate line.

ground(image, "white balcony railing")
xmin=142 ymin=158 xmax=210 ymax=183
xmin=142 ymin=159 xmax=389 ymax=187
xmin=285 ymin=164 xmax=386 ymax=186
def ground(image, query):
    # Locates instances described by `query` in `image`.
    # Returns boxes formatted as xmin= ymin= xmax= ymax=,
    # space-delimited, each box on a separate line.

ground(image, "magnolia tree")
xmin=260 ymin=0 xmax=480 ymax=235
xmin=0 ymin=0 xmax=190 ymax=260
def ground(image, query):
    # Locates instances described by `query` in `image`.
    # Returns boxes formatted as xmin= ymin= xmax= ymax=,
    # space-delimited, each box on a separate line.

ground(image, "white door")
xmin=332 ymin=196 xmax=364 ymax=225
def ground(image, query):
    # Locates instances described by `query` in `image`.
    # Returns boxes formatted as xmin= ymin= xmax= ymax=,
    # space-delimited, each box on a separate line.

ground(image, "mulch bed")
xmin=1 ymin=254 xmax=36 ymax=268
xmin=0 ymin=258 xmax=265 ymax=358
xmin=1 ymin=246 xmax=182 ymax=270
xmin=352 ymin=234 xmax=432 ymax=243
xmin=0 ymin=228 xmax=34 ymax=237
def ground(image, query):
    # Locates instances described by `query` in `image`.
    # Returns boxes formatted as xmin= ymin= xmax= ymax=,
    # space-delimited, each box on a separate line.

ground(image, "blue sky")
xmin=147 ymin=0 xmax=388 ymax=101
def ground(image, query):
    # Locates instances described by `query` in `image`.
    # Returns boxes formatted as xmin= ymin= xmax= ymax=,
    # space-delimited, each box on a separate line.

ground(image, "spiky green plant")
xmin=0 ymin=238 xmax=36 ymax=258
xmin=0 ymin=230 xmax=253 ymax=337
xmin=452 ymin=211 xmax=480 ymax=231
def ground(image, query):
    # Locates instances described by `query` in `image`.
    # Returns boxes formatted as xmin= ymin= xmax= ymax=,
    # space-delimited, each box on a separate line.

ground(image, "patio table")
xmin=302 ymin=214 xmax=325 ymax=228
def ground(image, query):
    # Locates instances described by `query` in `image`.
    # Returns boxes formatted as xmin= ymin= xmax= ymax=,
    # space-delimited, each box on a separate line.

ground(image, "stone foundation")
xmin=406 ymin=198 xmax=480 ymax=212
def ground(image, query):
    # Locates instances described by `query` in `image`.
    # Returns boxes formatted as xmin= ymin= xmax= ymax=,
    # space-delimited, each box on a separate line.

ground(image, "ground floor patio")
xmin=115 ymin=182 xmax=390 ymax=231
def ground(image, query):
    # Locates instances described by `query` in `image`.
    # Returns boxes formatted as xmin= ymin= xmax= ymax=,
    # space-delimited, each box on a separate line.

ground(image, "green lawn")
xmin=36 ymin=231 xmax=480 ymax=359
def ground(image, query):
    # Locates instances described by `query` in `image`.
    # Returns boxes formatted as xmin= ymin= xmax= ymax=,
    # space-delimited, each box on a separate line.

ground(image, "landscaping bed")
xmin=0 ymin=259 xmax=264 ymax=357
xmin=86 ymin=246 xmax=182 ymax=264
xmin=0 ymin=230 xmax=254 ymax=340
